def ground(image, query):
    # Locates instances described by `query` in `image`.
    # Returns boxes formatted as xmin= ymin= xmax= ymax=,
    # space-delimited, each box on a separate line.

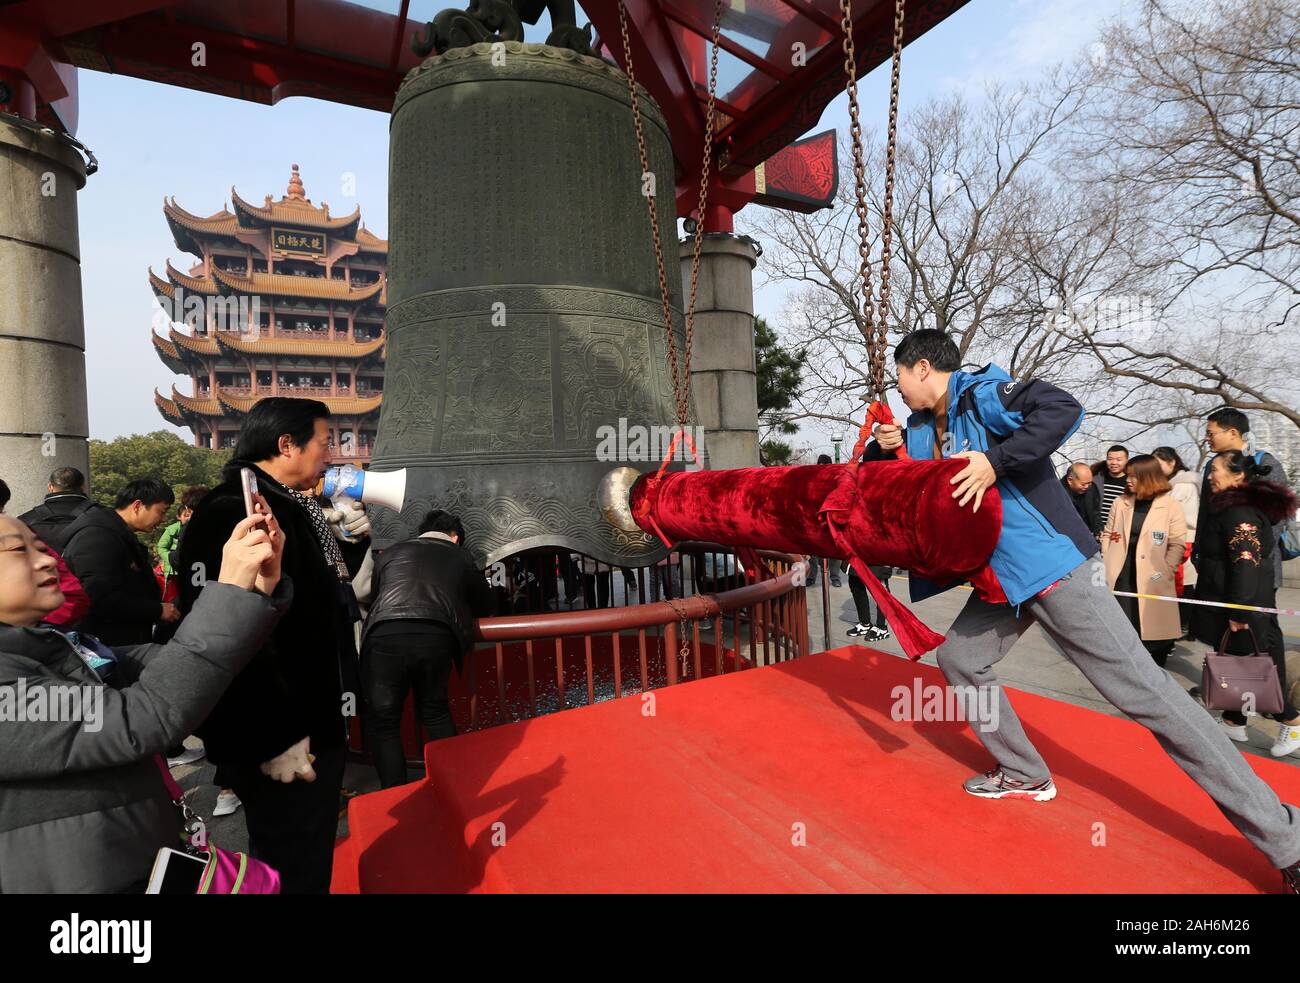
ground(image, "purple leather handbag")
xmin=1201 ymin=627 xmax=1284 ymax=716
xmin=154 ymin=756 xmax=282 ymax=894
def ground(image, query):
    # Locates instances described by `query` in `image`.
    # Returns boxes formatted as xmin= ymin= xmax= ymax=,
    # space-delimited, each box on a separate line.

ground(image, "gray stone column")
xmin=680 ymin=233 xmax=760 ymax=470
xmin=0 ymin=119 xmax=89 ymax=515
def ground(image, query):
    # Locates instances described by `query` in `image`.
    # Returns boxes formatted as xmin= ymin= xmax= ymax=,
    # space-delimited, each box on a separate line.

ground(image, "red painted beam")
xmin=719 ymin=0 xmax=972 ymax=174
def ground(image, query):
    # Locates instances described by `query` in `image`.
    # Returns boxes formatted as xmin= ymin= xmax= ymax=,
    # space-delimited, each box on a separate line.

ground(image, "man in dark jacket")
xmin=61 ymin=478 xmax=178 ymax=645
xmin=178 ymin=397 xmax=368 ymax=894
xmin=0 ymin=508 xmax=287 ymax=893
xmin=1061 ymin=462 xmax=1103 ymax=535
xmin=361 ymin=510 xmax=495 ymax=788
xmin=17 ymin=467 xmax=93 ymax=550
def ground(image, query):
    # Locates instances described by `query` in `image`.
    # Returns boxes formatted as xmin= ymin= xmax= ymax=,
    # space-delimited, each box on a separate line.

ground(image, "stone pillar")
xmin=0 ymin=119 xmax=89 ymax=514
xmin=681 ymin=233 xmax=760 ymax=470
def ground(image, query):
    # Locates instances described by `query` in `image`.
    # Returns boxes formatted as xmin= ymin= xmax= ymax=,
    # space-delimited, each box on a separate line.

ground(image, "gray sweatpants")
xmin=936 ymin=557 xmax=1300 ymax=869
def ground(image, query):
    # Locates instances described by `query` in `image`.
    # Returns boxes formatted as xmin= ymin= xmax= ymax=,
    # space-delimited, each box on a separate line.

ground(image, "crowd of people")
xmin=0 ymin=397 xmax=489 ymax=893
xmin=1056 ymin=411 xmax=1298 ymax=755
xmin=0 ymin=327 xmax=1298 ymax=894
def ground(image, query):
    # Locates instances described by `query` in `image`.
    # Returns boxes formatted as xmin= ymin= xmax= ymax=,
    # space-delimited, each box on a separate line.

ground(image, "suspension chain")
xmin=839 ymin=0 xmax=906 ymax=406
xmin=618 ymin=0 xmax=723 ymax=429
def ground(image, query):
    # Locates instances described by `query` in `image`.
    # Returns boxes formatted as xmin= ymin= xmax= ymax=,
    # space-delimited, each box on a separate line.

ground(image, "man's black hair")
xmin=48 ymin=467 xmax=85 ymax=493
xmin=114 ymin=477 xmax=175 ymax=510
xmin=232 ymin=397 xmax=331 ymax=462
xmin=418 ymin=509 xmax=467 ymax=544
xmin=893 ymin=329 xmax=960 ymax=371
xmin=0 ymin=479 xmax=9 ymax=512
xmin=1207 ymin=407 xmax=1250 ymax=436
xmin=1107 ymin=444 xmax=1129 ymax=456
xmin=816 ymin=454 xmax=833 ymax=465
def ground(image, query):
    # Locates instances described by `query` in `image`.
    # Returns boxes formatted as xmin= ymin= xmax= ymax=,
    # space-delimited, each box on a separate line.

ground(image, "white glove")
xmin=259 ymin=737 xmax=316 ymax=783
xmin=325 ymin=501 xmax=372 ymax=542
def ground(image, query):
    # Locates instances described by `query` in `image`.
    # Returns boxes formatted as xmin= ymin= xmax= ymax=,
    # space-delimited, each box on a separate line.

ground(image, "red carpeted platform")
xmin=333 ymin=646 xmax=1300 ymax=893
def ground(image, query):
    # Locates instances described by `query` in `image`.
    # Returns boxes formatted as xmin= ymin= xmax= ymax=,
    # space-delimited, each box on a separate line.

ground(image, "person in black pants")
xmin=179 ymin=397 xmax=370 ymax=894
xmin=361 ymin=510 xmax=495 ymax=788
xmin=1190 ymin=450 xmax=1300 ymax=757
xmin=845 ymin=563 xmax=893 ymax=641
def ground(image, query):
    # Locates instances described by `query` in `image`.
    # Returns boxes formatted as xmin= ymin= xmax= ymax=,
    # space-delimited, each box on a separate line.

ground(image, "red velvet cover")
xmin=631 ymin=461 xmax=1003 ymax=659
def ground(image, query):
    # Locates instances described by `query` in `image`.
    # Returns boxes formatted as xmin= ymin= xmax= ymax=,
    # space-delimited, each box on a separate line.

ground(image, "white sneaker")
xmin=1272 ymin=723 xmax=1300 ymax=758
xmin=845 ymin=623 xmax=873 ymax=637
xmin=166 ymin=744 xmax=206 ymax=767
xmin=1220 ymin=717 xmax=1249 ymax=743
xmin=213 ymin=790 xmax=242 ymax=817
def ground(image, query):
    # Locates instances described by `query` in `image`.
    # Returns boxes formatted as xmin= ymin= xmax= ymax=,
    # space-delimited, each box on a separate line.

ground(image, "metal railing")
xmin=460 ymin=543 xmax=810 ymax=731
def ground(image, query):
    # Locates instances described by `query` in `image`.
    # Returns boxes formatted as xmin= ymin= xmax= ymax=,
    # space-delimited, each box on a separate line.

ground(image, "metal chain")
xmin=839 ymin=0 xmax=906 ymax=405
xmin=876 ymin=0 xmax=906 ymax=400
xmin=618 ymin=0 xmax=723 ymax=429
xmin=665 ymin=598 xmax=692 ymax=678
xmin=839 ymin=0 xmax=879 ymax=399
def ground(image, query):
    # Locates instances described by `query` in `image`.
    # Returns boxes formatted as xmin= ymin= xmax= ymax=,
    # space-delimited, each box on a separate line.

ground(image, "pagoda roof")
xmin=355 ymin=225 xmax=388 ymax=254
xmin=213 ymin=332 xmax=386 ymax=359
xmin=153 ymin=326 xmax=385 ymax=367
xmin=231 ymin=165 xmax=360 ymax=233
xmin=210 ymin=266 xmax=384 ymax=303
xmin=158 ymin=385 xmax=381 ymax=421
xmin=151 ymin=330 xmax=189 ymax=373
xmin=163 ymin=197 xmax=240 ymax=237
xmin=165 ymin=260 xmax=220 ymax=295
xmin=154 ymin=389 xmax=187 ymax=427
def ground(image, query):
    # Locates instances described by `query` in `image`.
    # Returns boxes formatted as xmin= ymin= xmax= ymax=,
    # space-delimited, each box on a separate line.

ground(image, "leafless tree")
xmin=743 ymin=70 xmax=1169 ymax=457
xmin=1060 ymin=0 xmax=1300 ymax=434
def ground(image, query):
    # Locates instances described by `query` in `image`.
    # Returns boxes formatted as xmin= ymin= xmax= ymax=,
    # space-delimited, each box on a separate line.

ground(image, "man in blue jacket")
xmin=867 ymin=329 xmax=1300 ymax=889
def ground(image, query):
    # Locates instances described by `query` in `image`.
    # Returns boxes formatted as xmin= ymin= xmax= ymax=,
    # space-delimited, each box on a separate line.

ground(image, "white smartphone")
xmin=146 ymin=847 xmax=208 ymax=895
xmin=239 ymin=467 xmax=260 ymax=518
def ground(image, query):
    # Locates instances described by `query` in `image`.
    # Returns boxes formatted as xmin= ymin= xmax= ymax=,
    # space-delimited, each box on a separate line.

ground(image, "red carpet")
xmin=333 ymin=646 xmax=1300 ymax=893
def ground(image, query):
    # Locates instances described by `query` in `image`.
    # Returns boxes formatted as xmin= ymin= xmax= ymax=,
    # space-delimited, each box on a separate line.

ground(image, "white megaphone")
xmin=319 ymin=464 xmax=407 ymax=513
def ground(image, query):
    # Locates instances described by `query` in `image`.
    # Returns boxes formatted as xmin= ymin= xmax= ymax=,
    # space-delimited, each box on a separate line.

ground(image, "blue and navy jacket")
xmin=865 ymin=364 xmax=1099 ymax=606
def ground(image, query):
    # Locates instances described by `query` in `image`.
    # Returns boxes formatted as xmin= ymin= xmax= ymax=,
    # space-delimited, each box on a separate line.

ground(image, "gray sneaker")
xmin=962 ymin=768 xmax=1057 ymax=802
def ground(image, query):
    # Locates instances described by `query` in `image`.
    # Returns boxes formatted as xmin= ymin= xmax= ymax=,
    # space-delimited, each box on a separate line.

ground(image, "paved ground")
xmin=172 ymin=578 xmax=1300 ymax=857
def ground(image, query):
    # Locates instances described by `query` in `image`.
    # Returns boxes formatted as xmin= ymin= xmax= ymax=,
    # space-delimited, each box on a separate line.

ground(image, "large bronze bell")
xmin=371 ymin=41 xmax=695 ymax=567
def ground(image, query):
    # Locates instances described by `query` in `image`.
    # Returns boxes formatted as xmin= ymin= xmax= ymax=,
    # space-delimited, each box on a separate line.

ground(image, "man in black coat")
xmin=1060 ymin=462 xmax=1103 ymax=536
xmin=178 ymin=397 xmax=369 ymax=894
xmin=61 ymin=477 xmax=178 ymax=645
xmin=361 ymin=510 xmax=495 ymax=788
xmin=17 ymin=467 xmax=93 ymax=549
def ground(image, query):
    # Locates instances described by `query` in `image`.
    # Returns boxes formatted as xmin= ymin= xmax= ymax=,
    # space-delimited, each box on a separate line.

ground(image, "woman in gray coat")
xmin=0 ymin=507 xmax=287 ymax=893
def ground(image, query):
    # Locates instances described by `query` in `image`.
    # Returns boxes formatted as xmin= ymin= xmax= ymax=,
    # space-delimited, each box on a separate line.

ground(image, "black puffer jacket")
xmin=362 ymin=534 xmax=495 ymax=669
xmin=17 ymin=493 xmax=93 ymax=550
xmin=178 ymin=460 xmax=366 ymax=767
xmin=1190 ymin=480 xmax=1297 ymax=653
xmin=60 ymin=504 xmax=162 ymax=646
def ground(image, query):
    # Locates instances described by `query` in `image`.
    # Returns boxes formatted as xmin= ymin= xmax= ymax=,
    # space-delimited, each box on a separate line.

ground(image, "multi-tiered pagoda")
xmin=151 ymin=164 xmax=387 ymax=464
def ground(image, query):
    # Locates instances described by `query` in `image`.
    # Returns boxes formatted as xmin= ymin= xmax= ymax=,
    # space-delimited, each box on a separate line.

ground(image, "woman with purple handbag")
xmin=0 ymin=503 xmax=289 ymax=893
xmin=1190 ymin=450 xmax=1299 ymax=756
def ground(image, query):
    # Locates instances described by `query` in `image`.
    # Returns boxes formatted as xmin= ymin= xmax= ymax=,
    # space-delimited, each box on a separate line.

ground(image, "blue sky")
xmin=75 ymin=0 xmax=1126 ymax=440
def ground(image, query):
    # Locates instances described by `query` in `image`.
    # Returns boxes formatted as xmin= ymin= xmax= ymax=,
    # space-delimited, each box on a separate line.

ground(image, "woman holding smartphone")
xmin=0 ymin=506 xmax=287 ymax=893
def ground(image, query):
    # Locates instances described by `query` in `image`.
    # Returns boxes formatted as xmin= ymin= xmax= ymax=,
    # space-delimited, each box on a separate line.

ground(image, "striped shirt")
xmin=1098 ymin=474 xmax=1128 ymax=528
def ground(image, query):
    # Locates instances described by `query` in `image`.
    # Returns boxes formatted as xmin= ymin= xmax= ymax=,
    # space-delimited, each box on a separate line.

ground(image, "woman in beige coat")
xmin=1153 ymin=446 xmax=1199 ymax=634
xmin=1103 ymin=454 xmax=1187 ymax=666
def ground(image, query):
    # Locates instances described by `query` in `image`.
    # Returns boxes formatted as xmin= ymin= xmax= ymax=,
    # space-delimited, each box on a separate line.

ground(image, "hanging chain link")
xmin=619 ymin=0 xmax=723 ymax=429
xmin=839 ymin=0 xmax=906 ymax=406
xmin=876 ymin=0 xmax=906 ymax=399
xmin=839 ymin=0 xmax=879 ymax=398
xmin=665 ymin=598 xmax=692 ymax=678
